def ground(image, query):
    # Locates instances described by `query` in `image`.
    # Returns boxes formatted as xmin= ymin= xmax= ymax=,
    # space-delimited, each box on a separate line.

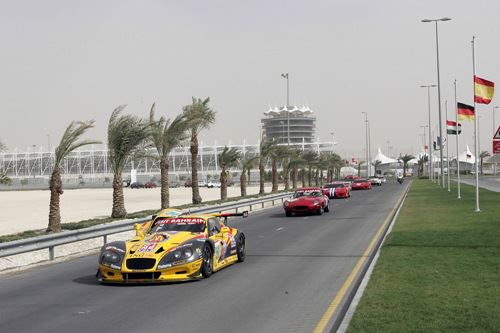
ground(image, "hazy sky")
xmin=1 ymin=0 xmax=499 ymax=160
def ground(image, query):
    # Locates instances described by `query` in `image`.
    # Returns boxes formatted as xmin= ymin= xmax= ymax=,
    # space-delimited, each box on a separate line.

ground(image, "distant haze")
xmin=1 ymin=0 xmax=499 ymax=160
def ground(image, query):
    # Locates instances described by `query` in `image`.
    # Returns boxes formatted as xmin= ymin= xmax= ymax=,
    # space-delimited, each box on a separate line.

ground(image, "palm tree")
xmin=149 ymin=103 xmax=190 ymax=208
xmin=182 ymin=97 xmax=216 ymax=204
xmin=479 ymin=151 xmax=491 ymax=175
xmin=270 ymin=145 xmax=289 ymax=192
xmin=373 ymin=159 xmax=382 ymax=176
xmin=108 ymin=105 xmax=151 ymax=218
xmin=0 ymin=140 xmax=11 ymax=185
xmin=399 ymin=154 xmax=415 ymax=176
xmin=417 ymin=155 xmax=429 ymax=177
xmin=258 ymin=139 xmax=277 ymax=194
xmin=47 ymin=121 xmax=100 ymax=233
xmin=286 ymin=149 xmax=304 ymax=190
xmin=218 ymin=146 xmax=241 ymax=199
xmin=357 ymin=161 xmax=364 ymax=177
xmin=302 ymin=150 xmax=318 ymax=186
xmin=239 ymin=152 xmax=259 ymax=196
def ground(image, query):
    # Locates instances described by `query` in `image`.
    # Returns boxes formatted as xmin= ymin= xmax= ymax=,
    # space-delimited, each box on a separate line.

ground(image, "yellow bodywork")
xmin=97 ymin=210 xmax=243 ymax=283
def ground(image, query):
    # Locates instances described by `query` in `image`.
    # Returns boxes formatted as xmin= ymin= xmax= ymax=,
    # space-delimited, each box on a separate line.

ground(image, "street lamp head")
xmin=421 ymin=19 xmax=432 ymax=23
xmin=281 ymin=73 xmax=288 ymax=78
xmin=440 ymin=17 xmax=452 ymax=21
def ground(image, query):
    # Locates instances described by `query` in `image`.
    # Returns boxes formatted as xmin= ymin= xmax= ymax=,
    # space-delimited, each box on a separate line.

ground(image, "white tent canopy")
xmin=372 ymin=148 xmax=398 ymax=165
xmin=340 ymin=166 xmax=358 ymax=177
xmin=455 ymin=145 xmax=476 ymax=164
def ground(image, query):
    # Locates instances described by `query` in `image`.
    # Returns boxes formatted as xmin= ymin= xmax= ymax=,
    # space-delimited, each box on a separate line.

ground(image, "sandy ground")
xmin=0 ymin=185 xmax=273 ymax=236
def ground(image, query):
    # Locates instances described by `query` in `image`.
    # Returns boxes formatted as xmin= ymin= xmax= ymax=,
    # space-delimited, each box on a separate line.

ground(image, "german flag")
xmin=474 ymin=76 xmax=495 ymax=104
xmin=457 ymin=102 xmax=474 ymax=121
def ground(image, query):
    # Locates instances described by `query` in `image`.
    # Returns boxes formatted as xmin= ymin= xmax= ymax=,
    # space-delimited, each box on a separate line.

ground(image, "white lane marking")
xmin=276 ymin=227 xmax=284 ymax=231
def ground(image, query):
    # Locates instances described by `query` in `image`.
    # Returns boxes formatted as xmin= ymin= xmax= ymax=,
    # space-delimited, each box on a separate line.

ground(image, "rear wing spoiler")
xmin=212 ymin=211 xmax=249 ymax=225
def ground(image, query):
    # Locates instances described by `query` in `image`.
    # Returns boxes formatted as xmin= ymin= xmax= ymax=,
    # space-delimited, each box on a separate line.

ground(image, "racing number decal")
xmin=138 ymin=243 xmax=156 ymax=253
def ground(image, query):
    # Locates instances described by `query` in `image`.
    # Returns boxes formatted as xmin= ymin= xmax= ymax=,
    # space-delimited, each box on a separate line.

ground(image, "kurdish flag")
xmin=457 ymin=102 xmax=475 ymax=121
xmin=474 ymin=76 xmax=495 ymax=104
xmin=446 ymin=120 xmax=461 ymax=135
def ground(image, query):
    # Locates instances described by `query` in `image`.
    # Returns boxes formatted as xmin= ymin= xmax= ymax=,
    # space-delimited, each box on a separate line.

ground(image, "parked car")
xmin=145 ymin=181 xmax=158 ymax=188
xmin=207 ymin=180 xmax=221 ymax=188
xmin=369 ymin=177 xmax=382 ymax=186
xmin=184 ymin=180 xmax=192 ymax=187
xmin=130 ymin=182 xmax=145 ymax=189
xmin=198 ymin=180 xmax=208 ymax=187
xmin=122 ymin=180 xmax=131 ymax=187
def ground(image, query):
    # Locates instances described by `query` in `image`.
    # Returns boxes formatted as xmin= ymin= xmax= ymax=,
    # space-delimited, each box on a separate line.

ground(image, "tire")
xmin=200 ymin=243 xmax=213 ymax=278
xmin=324 ymin=201 xmax=330 ymax=213
xmin=285 ymin=211 xmax=292 ymax=217
xmin=236 ymin=234 xmax=246 ymax=263
xmin=317 ymin=206 xmax=323 ymax=215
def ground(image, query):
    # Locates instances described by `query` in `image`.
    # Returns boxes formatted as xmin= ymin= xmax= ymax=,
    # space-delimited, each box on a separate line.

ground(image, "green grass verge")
xmin=0 ymin=189 xmax=289 ymax=243
xmin=347 ymin=179 xmax=500 ymax=333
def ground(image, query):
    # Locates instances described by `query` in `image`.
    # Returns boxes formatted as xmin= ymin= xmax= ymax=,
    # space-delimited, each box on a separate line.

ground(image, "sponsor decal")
xmin=230 ymin=249 xmax=237 ymax=255
xmin=155 ymin=218 xmax=205 ymax=225
xmin=157 ymin=263 xmax=172 ymax=269
xmin=172 ymin=260 xmax=187 ymax=266
xmin=229 ymin=236 xmax=236 ymax=249
xmin=105 ymin=246 xmax=125 ymax=253
xmin=195 ymin=248 xmax=202 ymax=255
xmin=147 ymin=233 xmax=168 ymax=243
xmin=138 ymin=243 xmax=157 ymax=253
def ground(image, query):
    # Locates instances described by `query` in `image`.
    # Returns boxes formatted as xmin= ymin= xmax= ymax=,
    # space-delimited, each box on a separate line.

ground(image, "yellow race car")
xmin=96 ymin=209 xmax=248 ymax=283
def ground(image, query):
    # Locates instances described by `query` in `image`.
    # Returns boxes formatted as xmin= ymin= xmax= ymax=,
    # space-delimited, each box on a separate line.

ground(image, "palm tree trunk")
xmin=271 ymin=159 xmax=278 ymax=192
xmin=284 ymin=168 xmax=290 ymax=191
xmin=220 ymin=169 xmax=228 ymax=199
xmin=315 ymin=169 xmax=319 ymax=186
xmin=308 ymin=167 xmax=312 ymax=186
xmin=259 ymin=159 xmax=265 ymax=195
xmin=320 ymin=170 xmax=324 ymax=186
xmin=191 ymin=131 xmax=202 ymax=204
xmin=240 ymin=172 xmax=247 ymax=197
xmin=247 ymin=169 xmax=251 ymax=186
xmin=47 ymin=167 xmax=63 ymax=233
xmin=292 ymin=168 xmax=298 ymax=189
xmin=160 ymin=158 xmax=170 ymax=208
xmin=301 ymin=169 xmax=306 ymax=187
xmin=112 ymin=172 xmax=127 ymax=218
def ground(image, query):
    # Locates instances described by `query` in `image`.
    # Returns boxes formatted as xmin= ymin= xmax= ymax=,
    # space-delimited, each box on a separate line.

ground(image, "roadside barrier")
xmin=0 ymin=192 xmax=291 ymax=261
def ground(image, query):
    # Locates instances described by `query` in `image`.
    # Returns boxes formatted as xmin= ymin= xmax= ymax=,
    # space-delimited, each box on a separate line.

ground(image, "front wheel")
xmin=236 ymin=234 xmax=246 ymax=262
xmin=200 ymin=244 xmax=213 ymax=278
xmin=324 ymin=201 xmax=330 ymax=212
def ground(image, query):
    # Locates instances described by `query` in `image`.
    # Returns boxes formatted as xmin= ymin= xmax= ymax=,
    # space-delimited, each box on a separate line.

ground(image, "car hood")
xmin=125 ymin=231 xmax=205 ymax=258
xmin=286 ymin=197 xmax=319 ymax=205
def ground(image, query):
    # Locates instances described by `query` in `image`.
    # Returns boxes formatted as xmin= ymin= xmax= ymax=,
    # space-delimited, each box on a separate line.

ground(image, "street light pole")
xmin=420 ymin=84 xmax=437 ymax=181
xmin=362 ymin=112 xmax=369 ymax=177
xmin=422 ymin=17 xmax=451 ymax=188
xmin=494 ymin=106 xmax=499 ymax=175
xmin=330 ymin=132 xmax=335 ymax=153
xmin=281 ymin=73 xmax=290 ymax=145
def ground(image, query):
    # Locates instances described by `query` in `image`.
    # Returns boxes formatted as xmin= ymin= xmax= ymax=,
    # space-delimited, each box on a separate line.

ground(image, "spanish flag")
xmin=474 ymin=76 xmax=495 ymax=104
xmin=457 ymin=102 xmax=475 ymax=121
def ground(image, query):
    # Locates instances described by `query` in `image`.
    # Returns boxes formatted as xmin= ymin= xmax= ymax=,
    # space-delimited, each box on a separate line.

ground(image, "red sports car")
xmin=283 ymin=188 xmax=330 ymax=217
xmin=322 ymin=183 xmax=351 ymax=199
xmin=351 ymin=179 xmax=372 ymax=190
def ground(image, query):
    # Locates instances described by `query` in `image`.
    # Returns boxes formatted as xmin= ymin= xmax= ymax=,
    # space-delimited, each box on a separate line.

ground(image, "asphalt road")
xmin=0 ymin=181 xmax=408 ymax=333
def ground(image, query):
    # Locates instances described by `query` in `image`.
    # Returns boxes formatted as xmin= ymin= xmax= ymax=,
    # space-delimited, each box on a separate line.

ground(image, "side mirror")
xmin=134 ymin=223 xmax=145 ymax=238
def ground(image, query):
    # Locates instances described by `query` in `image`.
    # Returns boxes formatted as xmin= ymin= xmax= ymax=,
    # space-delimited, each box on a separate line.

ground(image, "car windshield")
xmin=324 ymin=184 xmax=343 ymax=188
xmin=293 ymin=190 xmax=322 ymax=198
xmin=353 ymin=179 xmax=367 ymax=183
xmin=150 ymin=217 xmax=206 ymax=233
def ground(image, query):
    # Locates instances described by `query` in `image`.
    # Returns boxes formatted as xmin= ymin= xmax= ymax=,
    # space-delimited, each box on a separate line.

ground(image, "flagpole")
xmin=446 ymin=100 xmax=450 ymax=191
xmin=455 ymin=79 xmax=461 ymax=199
xmin=472 ymin=36 xmax=480 ymax=212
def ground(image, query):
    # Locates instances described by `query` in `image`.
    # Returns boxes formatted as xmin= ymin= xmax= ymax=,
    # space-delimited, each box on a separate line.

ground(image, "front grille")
xmin=293 ymin=206 xmax=309 ymax=211
xmin=126 ymin=258 xmax=156 ymax=270
xmin=122 ymin=272 xmax=161 ymax=280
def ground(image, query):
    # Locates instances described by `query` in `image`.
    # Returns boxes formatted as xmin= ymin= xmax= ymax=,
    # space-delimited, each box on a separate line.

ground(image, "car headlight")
xmin=100 ymin=250 xmax=122 ymax=265
xmin=313 ymin=200 xmax=319 ymax=206
xmin=157 ymin=245 xmax=200 ymax=269
xmin=284 ymin=201 xmax=289 ymax=207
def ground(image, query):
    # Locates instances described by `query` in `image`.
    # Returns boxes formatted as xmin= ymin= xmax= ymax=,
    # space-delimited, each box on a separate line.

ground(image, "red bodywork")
xmin=322 ymin=183 xmax=350 ymax=199
xmin=284 ymin=187 xmax=330 ymax=217
xmin=351 ymin=179 xmax=372 ymax=190
xmin=144 ymin=181 xmax=157 ymax=188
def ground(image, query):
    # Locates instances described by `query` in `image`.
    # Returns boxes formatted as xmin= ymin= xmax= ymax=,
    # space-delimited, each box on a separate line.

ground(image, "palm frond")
xmin=54 ymin=120 xmax=99 ymax=166
xmin=182 ymin=97 xmax=216 ymax=134
xmin=218 ymin=146 xmax=241 ymax=169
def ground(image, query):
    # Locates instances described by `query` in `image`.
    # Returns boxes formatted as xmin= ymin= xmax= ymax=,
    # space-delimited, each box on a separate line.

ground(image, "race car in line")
xmin=96 ymin=209 xmax=247 ymax=283
xmin=351 ymin=178 xmax=372 ymax=190
xmin=322 ymin=182 xmax=351 ymax=199
xmin=369 ymin=177 xmax=383 ymax=186
xmin=283 ymin=187 xmax=330 ymax=217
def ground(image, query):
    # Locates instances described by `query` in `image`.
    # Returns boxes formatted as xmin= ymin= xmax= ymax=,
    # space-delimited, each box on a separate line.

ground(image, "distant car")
xmin=145 ymin=181 xmax=158 ymax=188
xmin=198 ymin=180 xmax=208 ymax=187
xmin=351 ymin=179 xmax=372 ymax=190
xmin=283 ymin=187 xmax=330 ymax=217
xmin=184 ymin=180 xmax=192 ymax=187
xmin=369 ymin=177 xmax=382 ymax=186
xmin=169 ymin=182 xmax=180 ymax=188
xmin=123 ymin=180 xmax=131 ymax=187
xmin=322 ymin=183 xmax=350 ymax=199
xmin=377 ymin=176 xmax=387 ymax=184
xmin=130 ymin=182 xmax=145 ymax=189
xmin=207 ymin=180 xmax=221 ymax=188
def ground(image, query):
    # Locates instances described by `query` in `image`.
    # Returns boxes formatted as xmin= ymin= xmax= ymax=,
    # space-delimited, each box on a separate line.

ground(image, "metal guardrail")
xmin=0 ymin=192 xmax=291 ymax=261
